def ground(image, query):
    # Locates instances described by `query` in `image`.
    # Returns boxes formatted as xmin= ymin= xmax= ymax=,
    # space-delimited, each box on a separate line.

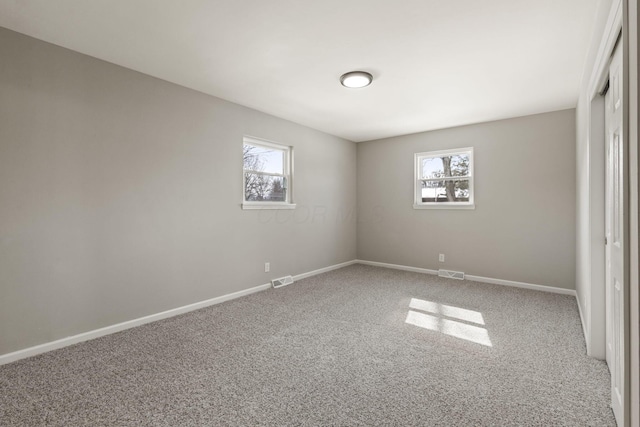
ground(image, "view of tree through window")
xmin=243 ymin=141 xmax=288 ymax=202
xmin=421 ymin=155 xmax=470 ymax=201
xmin=415 ymin=148 xmax=474 ymax=207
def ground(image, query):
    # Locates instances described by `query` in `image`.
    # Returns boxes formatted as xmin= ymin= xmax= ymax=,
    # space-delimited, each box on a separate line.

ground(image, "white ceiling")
xmin=0 ymin=0 xmax=601 ymax=142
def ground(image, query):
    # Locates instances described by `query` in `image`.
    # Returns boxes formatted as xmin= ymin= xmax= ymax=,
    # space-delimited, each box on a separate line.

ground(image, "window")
xmin=242 ymin=136 xmax=295 ymax=209
xmin=414 ymin=147 xmax=474 ymax=209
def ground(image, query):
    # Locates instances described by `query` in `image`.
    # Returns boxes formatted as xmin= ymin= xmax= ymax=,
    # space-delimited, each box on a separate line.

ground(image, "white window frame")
xmin=242 ymin=136 xmax=295 ymax=210
xmin=413 ymin=147 xmax=475 ymax=210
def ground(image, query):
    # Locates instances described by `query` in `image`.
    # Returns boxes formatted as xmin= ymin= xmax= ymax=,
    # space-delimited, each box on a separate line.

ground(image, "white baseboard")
xmin=576 ymin=294 xmax=591 ymax=354
xmin=0 ymin=282 xmax=272 ymax=366
xmin=1 ymin=260 xmax=356 ymax=366
xmin=293 ymin=260 xmax=358 ymax=281
xmin=356 ymin=259 xmax=438 ymax=276
xmin=464 ymin=274 xmax=577 ymax=296
xmin=356 ymin=259 xmax=577 ymax=296
xmin=0 ymin=259 xmax=577 ymax=365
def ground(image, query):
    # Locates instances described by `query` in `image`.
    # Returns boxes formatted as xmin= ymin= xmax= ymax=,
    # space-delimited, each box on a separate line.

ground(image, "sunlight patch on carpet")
xmin=406 ymin=299 xmax=492 ymax=347
xmin=409 ymin=298 xmax=485 ymax=325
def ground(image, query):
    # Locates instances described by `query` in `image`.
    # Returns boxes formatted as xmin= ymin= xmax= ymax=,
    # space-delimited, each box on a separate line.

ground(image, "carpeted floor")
xmin=0 ymin=265 xmax=615 ymax=426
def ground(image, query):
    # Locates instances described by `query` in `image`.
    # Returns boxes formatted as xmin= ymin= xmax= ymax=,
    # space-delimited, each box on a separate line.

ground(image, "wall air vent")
xmin=271 ymin=275 xmax=294 ymax=288
xmin=438 ymin=269 xmax=465 ymax=280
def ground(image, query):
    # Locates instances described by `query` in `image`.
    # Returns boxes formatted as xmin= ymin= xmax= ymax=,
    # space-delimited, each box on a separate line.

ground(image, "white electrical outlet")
xmin=265 ymin=262 xmax=270 ymax=273
xmin=439 ymin=254 xmax=445 ymax=262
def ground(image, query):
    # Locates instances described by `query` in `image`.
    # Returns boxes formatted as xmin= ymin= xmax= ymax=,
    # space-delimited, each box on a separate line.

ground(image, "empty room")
xmin=1 ymin=1 xmax=639 ymax=426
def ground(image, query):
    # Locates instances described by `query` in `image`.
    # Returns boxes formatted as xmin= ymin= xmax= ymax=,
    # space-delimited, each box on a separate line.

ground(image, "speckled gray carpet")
xmin=0 ymin=265 xmax=615 ymax=426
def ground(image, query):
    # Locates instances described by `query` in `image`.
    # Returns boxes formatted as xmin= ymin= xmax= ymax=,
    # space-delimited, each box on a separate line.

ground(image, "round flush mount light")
xmin=340 ymin=71 xmax=373 ymax=88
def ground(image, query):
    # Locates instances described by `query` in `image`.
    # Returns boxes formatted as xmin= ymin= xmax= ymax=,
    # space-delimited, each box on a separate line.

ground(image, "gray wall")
xmin=357 ymin=110 xmax=576 ymax=289
xmin=0 ymin=27 xmax=356 ymax=356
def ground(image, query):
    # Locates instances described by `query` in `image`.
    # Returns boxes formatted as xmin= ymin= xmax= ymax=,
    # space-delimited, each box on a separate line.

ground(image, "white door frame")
xmin=626 ymin=1 xmax=639 ymax=425
xmin=585 ymin=0 xmax=622 ymax=361
xmin=604 ymin=41 xmax=625 ymax=423
xmin=585 ymin=1 xmax=637 ymax=426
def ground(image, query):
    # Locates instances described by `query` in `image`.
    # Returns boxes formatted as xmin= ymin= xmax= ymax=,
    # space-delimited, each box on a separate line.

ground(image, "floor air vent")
xmin=438 ymin=269 xmax=465 ymax=280
xmin=271 ymin=275 xmax=294 ymax=288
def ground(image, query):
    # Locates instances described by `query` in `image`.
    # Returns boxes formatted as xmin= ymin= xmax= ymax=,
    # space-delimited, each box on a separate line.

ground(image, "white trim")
xmin=356 ymin=259 xmax=439 ymax=275
xmin=243 ymin=170 xmax=286 ymax=177
xmin=415 ymin=147 xmax=474 ymax=158
xmin=414 ymin=147 xmax=474 ymax=209
xmin=243 ymin=135 xmax=289 ymax=151
xmin=628 ymin=1 xmax=640 ymax=424
xmin=587 ymin=1 xmax=623 ymax=100
xmin=413 ymin=203 xmax=475 ymax=210
xmin=576 ymin=292 xmax=592 ymax=355
xmin=464 ymin=274 xmax=576 ymax=296
xmin=579 ymin=0 xmax=623 ymax=362
xmin=356 ymin=260 xmax=576 ymax=296
xmin=0 ymin=260 xmax=355 ymax=366
xmin=0 ymin=282 xmax=271 ymax=366
xmin=242 ymin=135 xmax=294 ymax=206
xmin=242 ymin=202 xmax=296 ymax=210
xmin=293 ymin=260 xmax=358 ymax=281
xmin=0 ymin=259 xmax=578 ymax=366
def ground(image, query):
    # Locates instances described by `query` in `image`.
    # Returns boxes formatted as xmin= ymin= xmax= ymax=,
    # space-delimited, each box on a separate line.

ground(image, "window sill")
xmin=242 ymin=203 xmax=297 ymax=210
xmin=413 ymin=203 xmax=475 ymax=210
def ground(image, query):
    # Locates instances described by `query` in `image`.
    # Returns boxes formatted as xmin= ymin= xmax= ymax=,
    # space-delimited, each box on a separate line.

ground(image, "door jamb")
xmin=586 ymin=1 xmax=634 ymax=425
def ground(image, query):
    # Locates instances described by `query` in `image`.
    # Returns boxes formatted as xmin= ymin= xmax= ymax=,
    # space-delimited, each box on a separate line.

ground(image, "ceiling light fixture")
xmin=340 ymin=71 xmax=373 ymax=88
